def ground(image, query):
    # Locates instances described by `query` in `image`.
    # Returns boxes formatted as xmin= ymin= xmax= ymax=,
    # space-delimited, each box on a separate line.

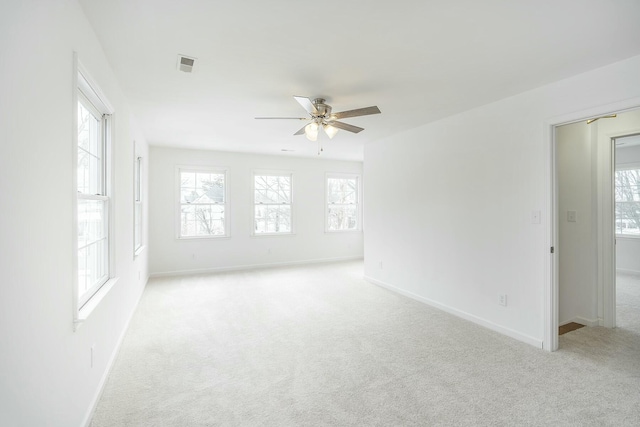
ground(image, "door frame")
xmin=544 ymin=98 xmax=640 ymax=351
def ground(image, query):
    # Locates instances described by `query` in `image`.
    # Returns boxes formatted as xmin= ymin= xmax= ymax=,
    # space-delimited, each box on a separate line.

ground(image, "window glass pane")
xmin=134 ymin=157 xmax=141 ymax=202
xmin=615 ymin=169 xmax=640 ymax=236
xmin=78 ymin=199 xmax=106 ymax=249
xmin=181 ymin=204 xmax=225 ymax=237
xmin=77 ymin=100 xmax=102 ymax=195
xmin=255 ymin=175 xmax=290 ymax=204
xmin=134 ymin=202 xmax=142 ymax=249
xmin=255 ymin=205 xmax=291 ymax=233
xmin=328 ymin=178 xmax=357 ymax=204
xmin=328 ymin=205 xmax=358 ymax=231
xmin=181 ymin=172 xmax=224 ymax=204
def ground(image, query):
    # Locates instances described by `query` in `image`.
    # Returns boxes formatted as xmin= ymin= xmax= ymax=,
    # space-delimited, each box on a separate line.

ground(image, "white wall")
xmin=556 ymin=122 xmax=598 ymax=325
xmin=149 ymin=147 xmax=363 ymax=275
xmin=615 ymin=139 xmax=640 ymax=275
xmin=364 ymin=54 xmax=640 ymax=348
xmin=0 ymin=1 xmax=149 ymax=426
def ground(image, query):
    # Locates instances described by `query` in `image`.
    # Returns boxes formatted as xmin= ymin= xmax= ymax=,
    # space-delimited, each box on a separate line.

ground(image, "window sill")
xmin=176 ymin=235 xmax=231 ymax=241
xmin=134 ymin=245 xmax=146 ymax=258
xmin=616 ymin=235 xmax=640 ymax=240
xmin=251 ymin=232 xmax=296 ymax=238
xmin=74 ymin=277 xmax=119 ymax=331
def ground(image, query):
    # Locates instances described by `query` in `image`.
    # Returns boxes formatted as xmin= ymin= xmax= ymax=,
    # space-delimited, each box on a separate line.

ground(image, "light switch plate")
xmin=567 ymin=211 xmax=577 ymax=222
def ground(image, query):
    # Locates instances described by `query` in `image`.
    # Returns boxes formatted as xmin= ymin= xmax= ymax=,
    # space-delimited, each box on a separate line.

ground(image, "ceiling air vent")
xmin=177 ymin=55 xmax=196 ymax=73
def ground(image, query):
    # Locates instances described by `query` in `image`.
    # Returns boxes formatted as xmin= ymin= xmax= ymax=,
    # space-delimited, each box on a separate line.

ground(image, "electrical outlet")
xmin=379 ymin=261 xmax=383 ymax=269
xmin=498 ymin=293 xmax=507 ymax=306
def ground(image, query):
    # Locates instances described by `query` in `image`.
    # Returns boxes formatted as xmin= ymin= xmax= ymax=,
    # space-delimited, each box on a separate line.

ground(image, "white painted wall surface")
xmin=149 ymin=147 xmax=363 ymax=275
xmin=556 ymin=122 xmax=598 ymax=325
xmin=0 ymin=2 xmax=149 ymax=426
xmin=364 ymin=54 xmax=640 ymax=347
xmin=616 ymin=143 xmax=640 ymax=274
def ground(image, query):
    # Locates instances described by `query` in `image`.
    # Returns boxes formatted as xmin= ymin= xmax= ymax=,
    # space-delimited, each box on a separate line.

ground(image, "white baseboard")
xmin=616 ymin=268 xmax=640 ymax=276
xmin=81 ymin=276 xmax=150 ymax=427
xmin=150 ymin=256 xmax=364 ymax=278
xmin=364 ymin=276 xmax=543 ymax=349
xmin=560 ymin=316 xmax=602 ymax=327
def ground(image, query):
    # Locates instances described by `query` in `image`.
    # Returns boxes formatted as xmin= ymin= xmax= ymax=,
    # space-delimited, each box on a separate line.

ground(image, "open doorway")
xmin=551 ymin=108 xmax=640 ymax=350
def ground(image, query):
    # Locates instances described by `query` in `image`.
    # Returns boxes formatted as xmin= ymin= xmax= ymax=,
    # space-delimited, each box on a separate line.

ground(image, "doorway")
xmin=548 ymin=108 xmax=640 ymax=351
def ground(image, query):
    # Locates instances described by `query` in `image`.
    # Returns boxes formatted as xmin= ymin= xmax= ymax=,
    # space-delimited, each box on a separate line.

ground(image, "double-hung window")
xmin=134 ymin=148 xmax=143 ymax=254
xmin=76 ymin=69 xmax=112 ymax=310
xmin=615 ymin=166 xmax=640 ymax=237
xmin=253 ymin=172 xmax=293 ymax=235
xmin=326 ymin=174 xmax=361 ymax=232
xmin=178 ymin=168 xmax=228 ymax=238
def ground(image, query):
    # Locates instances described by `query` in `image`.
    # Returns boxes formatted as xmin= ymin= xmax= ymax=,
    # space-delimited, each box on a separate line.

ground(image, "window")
xmin=134 ymin=148 xmax=143 ymax=254
xmin=615 ymin=167 xmax=640 ymax=237
xmin=178 ymin=168 xmax=227 ymax=238
xmin=253 ymin=173 xmax=293 ymax=234
xmin=76 ymin=69 xmax=112 ymax=309
xmin=326 ymin=174 xmax=360 ymax=232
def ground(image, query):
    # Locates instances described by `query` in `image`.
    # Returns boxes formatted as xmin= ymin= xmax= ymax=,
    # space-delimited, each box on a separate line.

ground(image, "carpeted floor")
xmin=90 ymin=262 xmax=640 ymax=426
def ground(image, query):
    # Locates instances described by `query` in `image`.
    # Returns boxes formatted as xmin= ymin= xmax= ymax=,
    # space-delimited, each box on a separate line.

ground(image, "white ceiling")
xmin=78 ymin=0 xmax=640 ymax=161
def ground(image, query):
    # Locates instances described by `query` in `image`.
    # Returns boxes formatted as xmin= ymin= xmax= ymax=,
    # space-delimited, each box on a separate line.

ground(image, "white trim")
xmin=364 ymin=276 xmax=543 ymax=349
xmin=72 ymin=52 xmax=80 ymax=317
xmin=150 ymin=256 xmax=363 ymax=278
xmin=80 ymin=277 xmax=148 ymax=427
xmin=544 ymin=96 xmax=640 ymax=352
xmin=73 ymin=53 xmax=115 ymax=325
xmin=75 ymin=277 xmax=119 ymax=330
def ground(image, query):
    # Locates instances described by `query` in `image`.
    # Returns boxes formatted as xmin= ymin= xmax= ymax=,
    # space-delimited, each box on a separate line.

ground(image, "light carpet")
xmin=90 ymin=262 xmax=640 ymax=426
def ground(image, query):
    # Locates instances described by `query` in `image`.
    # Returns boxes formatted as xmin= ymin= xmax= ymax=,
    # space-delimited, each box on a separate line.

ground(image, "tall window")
xmin=134 ymin=150 xmax=143 ymax=254
xmin=76 ymin=71 xmax=112 ymax=308
xmin=178 ymin=168 xmax=227 ymax=238
xmin=254 ymin=173 xmax=293 ymax=234
xmin=326 ymin=174 xmax=360 ymax=232
xmin=615 ymin=167 xmax=640 ymax=236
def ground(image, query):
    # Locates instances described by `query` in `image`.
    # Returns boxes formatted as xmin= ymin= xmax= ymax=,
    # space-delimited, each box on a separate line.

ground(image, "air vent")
xmin=177 ymin=55 xmax=196 ymax=73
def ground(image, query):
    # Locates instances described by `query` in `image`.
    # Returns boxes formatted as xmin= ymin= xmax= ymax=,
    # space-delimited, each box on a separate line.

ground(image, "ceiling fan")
xmin=255 ymin=96 xmax=381 ymax=141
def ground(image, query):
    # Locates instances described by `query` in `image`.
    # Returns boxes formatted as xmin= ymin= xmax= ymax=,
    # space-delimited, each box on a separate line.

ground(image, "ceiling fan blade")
xmin=294 ymin=125 xmax=307 ymax=136
xmin=255 ymin=117 xmax=308 ymax=120
xmin=329 ymin=120 xmax=364 ymax=134
xmin=331 ymin=106 xmax=381 ymax=120
xmin=293 ymin=96 xmax=318 ymax=115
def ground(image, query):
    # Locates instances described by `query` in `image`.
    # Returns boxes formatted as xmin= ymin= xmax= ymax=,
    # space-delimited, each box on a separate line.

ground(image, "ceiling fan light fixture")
xmin=323 ymin=124 xmax=338 ymax=139
xmin=305 ymin=122 xmax=319 ymax=141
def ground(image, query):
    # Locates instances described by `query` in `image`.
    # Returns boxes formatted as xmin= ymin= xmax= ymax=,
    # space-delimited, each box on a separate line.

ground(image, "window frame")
xmin=325 ymin=173 xmax=362 ymax=233
xmin=252 ymin=170 xmax=294 ymax=236
xmin=133 ymin=141 xmax=144 ymax=256
xmin=175 ymin=166 xmax=229 ymax=239
xmin=615 ymin=162 xmax=640 ymax=239
xmin=73 ymin=56 xmax=116 ymax=325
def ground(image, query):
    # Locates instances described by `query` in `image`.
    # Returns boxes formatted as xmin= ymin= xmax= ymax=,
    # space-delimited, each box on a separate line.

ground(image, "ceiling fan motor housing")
xmin=313 ymin=98 xmax=332 ymax=118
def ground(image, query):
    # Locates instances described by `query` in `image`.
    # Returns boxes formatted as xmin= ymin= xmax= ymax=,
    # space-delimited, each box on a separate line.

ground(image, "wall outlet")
xmin=498 ymin=293 xmax=507 ymax=306
xmin=567 ymin=210 xmax=577 ymax=222
xmin=379 ymin=261 xmax=383 ymax=269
